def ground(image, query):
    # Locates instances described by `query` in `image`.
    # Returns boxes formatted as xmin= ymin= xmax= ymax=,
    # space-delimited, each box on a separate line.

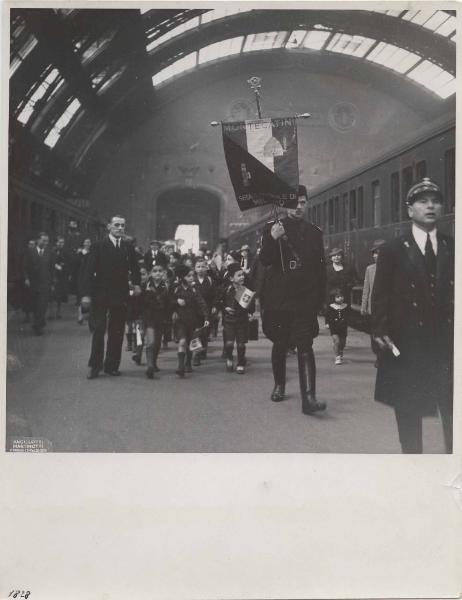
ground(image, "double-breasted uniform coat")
xmin=371 ymin=231 xmax=454 ymax=418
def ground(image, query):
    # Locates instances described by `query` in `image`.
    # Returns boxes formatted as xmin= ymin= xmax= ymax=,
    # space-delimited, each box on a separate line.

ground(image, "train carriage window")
xmin=391 ymin=172 xmax=400 ymax=223
xmin=349 ymin=190 xmax=356 ymax=229
xmin=357 ymin=186 xmax=364 ymax=228
xmin=328 ymin=198 xmax=334 ymax=233
xmin=416 ymin=160 xmax=427 ymax=181
xmin=334 ymin=196 xmax=339 ymax=233
xmin=342 ymin=193 xmax=348 ymax=232
xmin=445 ymin=148 xmax=455 ymax=211
xmin=402 ymin=166 xmax=414 ymax=206
xmin=371 ymin=180 xmax=381 ymax=227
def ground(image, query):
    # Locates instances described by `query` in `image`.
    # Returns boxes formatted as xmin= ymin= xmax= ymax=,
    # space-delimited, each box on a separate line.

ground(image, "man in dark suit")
xmin=260 ymin=185 xmax=327 ymax=415
xmin=22 ymin=232 xmax=54 ymax=335
xmin=144 ymin=240 xmax=168 ymax=271
xmin=372 ymin=178 xmax=454 ymax=453
xmin=81 ymin=215 xmax=141 ymax=379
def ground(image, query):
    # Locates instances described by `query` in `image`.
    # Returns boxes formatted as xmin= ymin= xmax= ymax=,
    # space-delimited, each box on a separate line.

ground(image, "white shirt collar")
xmin=412 ymin=224 xmax=437 ymax=255
xmin=109 ymin=234 xmax=119 ymax=247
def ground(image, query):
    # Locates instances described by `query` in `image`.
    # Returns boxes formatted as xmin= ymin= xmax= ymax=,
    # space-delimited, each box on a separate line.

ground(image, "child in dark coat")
xmin=142 ymin=264 xmax=170 ymax=379
xmin=219 ymin=263 xmax=255 ymax=374
xmin=171 ymin=264 xmax=210 ymax=377
xmin=325 ymin=288 xmax=351 ymax=365
xmin=193 ymin=258 xmax=218 ymax=364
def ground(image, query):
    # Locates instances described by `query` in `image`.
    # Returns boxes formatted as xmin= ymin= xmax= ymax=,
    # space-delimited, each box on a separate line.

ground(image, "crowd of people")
xmin=15 ymin=177 xmax=454 ymax=453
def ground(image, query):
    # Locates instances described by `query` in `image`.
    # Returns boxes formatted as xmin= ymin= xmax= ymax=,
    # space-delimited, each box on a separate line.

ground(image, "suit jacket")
xmin=260 ymin=217 xmax=326 ymax=314
xmin=144 ymin=250 xmax=168 ymax=271
xmin=22 ymin=247 xmax=54 ymax=292
xmin=81 ymin=237 xmax=141 ymax=305
xmin=371 ymin=230 xmax=454 ymax=416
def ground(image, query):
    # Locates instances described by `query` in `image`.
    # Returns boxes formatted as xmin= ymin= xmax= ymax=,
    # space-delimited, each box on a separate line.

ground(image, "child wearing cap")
xmin=325 ymin=288 xmax=351 ymax=365
xmin=141 ymin=264 xmax=169 ymax=379
xmin=218 ymin=263 xmax=255 ymax=374
xmin=171 ymin=264 xmax=210 ymax=377
xmin=193 ymin=258 xmax=218 ymax=364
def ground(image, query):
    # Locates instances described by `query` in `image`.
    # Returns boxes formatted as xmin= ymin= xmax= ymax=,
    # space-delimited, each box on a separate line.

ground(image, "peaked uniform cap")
xmin=406 ymin=177 xmax=442 ymax=205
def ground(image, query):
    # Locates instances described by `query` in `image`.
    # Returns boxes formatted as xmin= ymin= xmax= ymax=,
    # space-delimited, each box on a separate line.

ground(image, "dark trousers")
xmin=88 ymin=303 xmax=127 ymax=371
xmin=395 ymin=401 xmax=453 ymax=454
xmin=32 ymin=289 xmax=49 ymax=332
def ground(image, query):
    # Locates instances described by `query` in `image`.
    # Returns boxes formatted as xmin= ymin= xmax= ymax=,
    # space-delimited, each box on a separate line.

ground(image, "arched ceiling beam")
xmin=146 ymin=10 xmax=455 ymax=76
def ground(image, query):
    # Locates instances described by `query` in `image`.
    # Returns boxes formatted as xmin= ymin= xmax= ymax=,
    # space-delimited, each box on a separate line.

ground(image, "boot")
xmin=176 ymin=352 xmax=185 ymax=377
xmin=185 ymin=350 xmax=193 ymax=373
xmin=270 ymin=345 xmax=286 ymax=402
xmin=126 ymin=333 xmax=133 ymax=352
xmin=145 ymin=348 xmax=155 ymax=378
xmin=297 ymin=349 xmax=326 ymax=414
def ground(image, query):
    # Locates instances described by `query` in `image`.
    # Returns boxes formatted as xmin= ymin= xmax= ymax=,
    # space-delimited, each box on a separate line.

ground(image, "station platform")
xmin=6 ymin=304 xmax=447 ymax=453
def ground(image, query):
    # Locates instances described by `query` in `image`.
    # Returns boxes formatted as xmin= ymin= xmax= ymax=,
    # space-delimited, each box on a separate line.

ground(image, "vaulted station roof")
xmin=9 ymin=7 xmax=456 ymax=200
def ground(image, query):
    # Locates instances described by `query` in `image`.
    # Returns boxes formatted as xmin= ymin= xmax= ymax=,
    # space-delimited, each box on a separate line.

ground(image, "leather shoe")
xmin=87 ymin=368 xmax=100 ymax=379
xmin=302 ymin=394 xmax=326 ymax=415
xmin=271 ymin=384 xmax=285 ymax=402
xmin=104 ymin=369 xmax=122 ymax=376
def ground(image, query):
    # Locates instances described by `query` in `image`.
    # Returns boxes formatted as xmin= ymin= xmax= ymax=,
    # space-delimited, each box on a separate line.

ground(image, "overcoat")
xmin=371 ymin=231 xmax=454 ymax=416
xmin=260 ymin=217 xmax=326 ymax=317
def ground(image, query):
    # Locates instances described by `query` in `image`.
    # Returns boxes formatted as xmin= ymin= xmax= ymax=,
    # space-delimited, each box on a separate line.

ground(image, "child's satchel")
xmin=248 ymin=317 xmax=259 ymax=341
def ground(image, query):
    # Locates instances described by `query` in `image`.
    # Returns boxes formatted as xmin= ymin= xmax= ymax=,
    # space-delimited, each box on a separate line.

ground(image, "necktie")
xmin=424 ymin=233 xmax=436 ymax=279
xmin=39 ymin=249 xmax=43 ymax=257
xmin=116 ymin=239 xmax=120 ymax=250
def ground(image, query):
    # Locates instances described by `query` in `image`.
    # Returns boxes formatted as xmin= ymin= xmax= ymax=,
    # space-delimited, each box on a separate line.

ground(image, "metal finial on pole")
xmin=247 ymin=76 xmax=262 ymax=119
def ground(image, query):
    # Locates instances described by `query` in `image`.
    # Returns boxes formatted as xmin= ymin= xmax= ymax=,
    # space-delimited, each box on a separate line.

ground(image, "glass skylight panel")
xmin=407 ymin=60 xmax=456 ymax=98
xmin=198 ymin=36 xmax=244 ymax=64
xmin=152 ymin=52 xmax=197 ymax=86
xmin=303 ymin=30 xmax=330 ymax=50
xmin=422 ymin=11 xmax=452 ymax=31
xmin=436 ymin=78 xmax=457 ymax=99
xmin=326 ymin=33 xmax=375 ymax=57
xmin=285 ymin=31 xmax=307 ymax=49
xmin=434 ymin=15 xmax=457 ymax=37
xmin=201 ymin=8 xmax=251 ymax=24
xmin=96 ymin=67 xmax=127 ymax=95
xmin=366 ymin=42 xmax=421 ymax=74
xmin=402 ymin=10 xmax=437 ymax=26
xmin=10 ymin=35 xmax=38 ymax=76
xmin=146 ymin=16 xmax=199 ymax=52
xmin=243 ymin=32 xmax=287 ymax=52
xmin=17 ymin=68 xmax=61 ymax=124
xmin=44 ymin=98 xmax=81 ymax=148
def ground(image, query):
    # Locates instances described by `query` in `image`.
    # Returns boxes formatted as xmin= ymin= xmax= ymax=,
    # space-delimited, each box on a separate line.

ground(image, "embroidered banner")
xmin=222 ymin=117 xmax=299 ymax=211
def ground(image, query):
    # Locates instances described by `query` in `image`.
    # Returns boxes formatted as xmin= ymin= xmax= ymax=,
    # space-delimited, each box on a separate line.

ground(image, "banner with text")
xmin=222 ymin=117 xmax=299 ymax=211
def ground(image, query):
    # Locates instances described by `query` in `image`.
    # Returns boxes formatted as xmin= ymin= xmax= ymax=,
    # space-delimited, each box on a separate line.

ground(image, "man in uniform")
xmin=260 ymin=185 xmax=326 ymax=415
xmin=372 ymin=178 xmax=454 ymax=453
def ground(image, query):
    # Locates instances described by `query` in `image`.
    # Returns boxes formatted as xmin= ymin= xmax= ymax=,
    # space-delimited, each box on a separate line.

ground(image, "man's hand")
xmin=373 ymin=335 xmax=397 ymax=353
xmin=81 ymin=296 xmax=91 ymax=310
xmin=211 ymin=307 xmax=217 ymax=315
xmin=177 ymin=298 xmax=186 ymax=306
xmin=225 ymin=307 xmax=235 ymax=315
xmin=133 ymin=285 xmax=141 ymax=296
xmin=172 ymin=312 xmax=178 ymax=321
xmin=270 ymin=222 xmax=286 ymax=240
xmin=24 ymin=278 xmax=30 ymax=288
